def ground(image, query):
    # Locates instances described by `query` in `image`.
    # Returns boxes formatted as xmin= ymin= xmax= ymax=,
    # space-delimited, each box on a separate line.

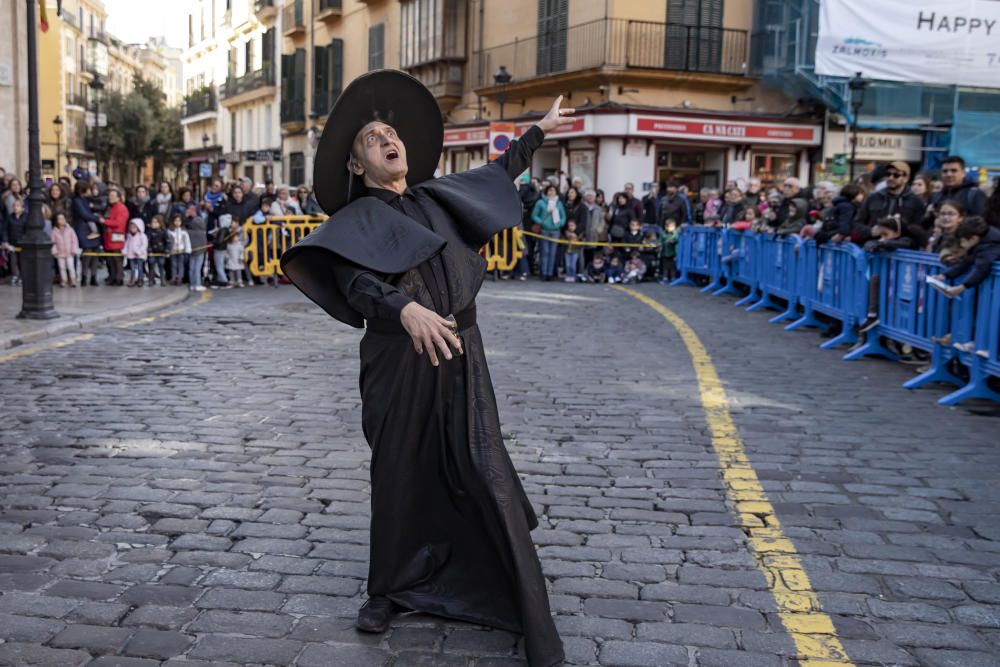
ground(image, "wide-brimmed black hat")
xmin=313 ymin=69 xmax=443 ymax=215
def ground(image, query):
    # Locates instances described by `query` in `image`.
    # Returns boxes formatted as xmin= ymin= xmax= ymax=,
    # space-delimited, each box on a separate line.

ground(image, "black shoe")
xmin=858 ymin=315 xmax=879 ymax=333
xmin=355 ymin=596 xmax=397 ymax=633
xmin=90 ymin=277 xmax=98 ymax=286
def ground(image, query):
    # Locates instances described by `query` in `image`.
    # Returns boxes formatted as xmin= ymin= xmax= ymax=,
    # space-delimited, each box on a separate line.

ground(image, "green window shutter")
xmin=313 ymin=44 xmax=328 ymax=115
xmin=330 ymin=38 xmax=343 ymax=101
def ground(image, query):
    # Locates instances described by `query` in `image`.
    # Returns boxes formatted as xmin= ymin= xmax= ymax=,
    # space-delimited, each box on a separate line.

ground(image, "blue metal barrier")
xmin=671 ymin=226 xmax=723 ymax=292
xmin=937 ymin=264 xmax=1000 ymax=405
xmin=746 ymin=236 xmax=801 ymax=324
xmin=714 ymin=230 xmax=759 ymax=307
xmin=786 ymin=241 xmax=869 ymax=349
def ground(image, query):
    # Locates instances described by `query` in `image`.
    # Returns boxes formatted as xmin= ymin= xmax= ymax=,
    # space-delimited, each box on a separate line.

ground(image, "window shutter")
xmin=262 ymin=28 xmax=275 ymax=71
xmin=281 ymin=52 xmax=292 ymax=110
xmin=330 ymin=38 xmax=344 ymax=102
xmin=368 ymin=23 xmax=384 ymax=71
xmin=313 ymin=45 xmax=328 ymax=115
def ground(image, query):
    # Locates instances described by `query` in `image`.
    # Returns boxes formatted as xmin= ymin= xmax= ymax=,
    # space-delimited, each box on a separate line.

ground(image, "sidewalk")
xmin=0 ymin=284 xmax=190 ymax=350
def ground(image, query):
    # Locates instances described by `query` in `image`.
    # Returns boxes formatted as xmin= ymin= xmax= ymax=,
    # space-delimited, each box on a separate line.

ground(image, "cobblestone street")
xmin=0 ymin=281 xmax=998 ymax=667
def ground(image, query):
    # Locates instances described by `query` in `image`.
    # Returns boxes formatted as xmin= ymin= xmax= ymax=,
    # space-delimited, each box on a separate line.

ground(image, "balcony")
xmin=66 ymin=93 xmax=88 ymax=109
xmin=473 ymin=18 xmax=751 ymax=97
xmin=61 ymin=11 xmax=78 ymax=29
xmin=182 ymin=87 xmax=218 ymax=120
xmin=219 ymin=65 xmax=277 ymax=105
xmin=255 ymin=0 xmax=277 ymax=23
xmin=405 ymin=62 xmax=464 ymax=112
xmin=314 ymin=0 xmax=341 ymax=23
xmin=281 ymin=97 xmax=305 ymax=125
xmin=282 ymin=0 xmax=304 ymax=36
xmin=312 ymin=88 xmax=338 ymax=118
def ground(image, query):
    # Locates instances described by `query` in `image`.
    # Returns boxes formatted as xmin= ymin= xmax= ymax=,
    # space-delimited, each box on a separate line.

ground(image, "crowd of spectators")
xmin=510 ymin=156 xmax=1000 ymax=291
xmin=0 ymin=167 xmax=323 ymax=291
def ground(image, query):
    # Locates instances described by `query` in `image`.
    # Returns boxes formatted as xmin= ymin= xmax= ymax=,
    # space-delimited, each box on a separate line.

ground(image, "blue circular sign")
xmin=492 ymin=135 xmax=511 ymax=152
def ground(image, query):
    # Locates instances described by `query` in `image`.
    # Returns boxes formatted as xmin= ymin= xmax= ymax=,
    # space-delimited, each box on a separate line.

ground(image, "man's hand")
xmin=945 ymin=284 xmax=966 ymax=298
xmin=537 ymin=95 xmax=576 ymax=135
xmin=400 ymin=302 xmax=462 ymax=367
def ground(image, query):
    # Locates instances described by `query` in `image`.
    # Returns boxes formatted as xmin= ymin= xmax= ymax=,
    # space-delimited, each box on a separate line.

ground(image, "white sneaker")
xmin=194 ymin=285 xmax=207 ymax=292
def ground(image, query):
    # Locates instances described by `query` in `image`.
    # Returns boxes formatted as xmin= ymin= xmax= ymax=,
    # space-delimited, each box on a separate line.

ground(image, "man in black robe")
xmin=280 ymin=70 xmax=572 ymax=667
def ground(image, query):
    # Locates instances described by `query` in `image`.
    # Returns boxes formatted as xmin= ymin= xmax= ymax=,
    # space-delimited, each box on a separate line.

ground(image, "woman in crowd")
xmin=48 ymin=182 xmax=71 ymax=222
xmin=531 ymin=184 xmax=566 ymax=282
xmin=72 ymin=180 xmax=103 ymax=286
xmin=154 ymin=181 xmax=174 ymax=218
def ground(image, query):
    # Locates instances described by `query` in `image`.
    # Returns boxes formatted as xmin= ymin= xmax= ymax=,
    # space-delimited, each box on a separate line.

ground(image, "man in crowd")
xmin=777 ymin=177 xmax=804 ymax=225
xmin=620 ymin=182 xmax=644 ymax=220
xmin=930 ymin=155 xmax=987 ymax=218
xmin=657 ymin=180 xmax=692 ymax=226
xmin=854 ymin=161 xmax=925 ymax=241
xmin=641 ymin=182 xmax=660 ymax=227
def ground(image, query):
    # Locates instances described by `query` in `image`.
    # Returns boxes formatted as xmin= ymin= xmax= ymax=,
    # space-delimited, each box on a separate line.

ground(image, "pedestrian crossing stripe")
xmin=615 ymin=286 xmax=855 ymax=666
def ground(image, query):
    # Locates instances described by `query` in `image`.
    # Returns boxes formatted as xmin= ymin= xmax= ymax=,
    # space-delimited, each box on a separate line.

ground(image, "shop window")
xmin=452 ymin=151 xmax=470 ymax=174
xmin=289 ymin=152 xmax=305 ymax=186
xmin=751 ymin=152 xmax=797 ymax=188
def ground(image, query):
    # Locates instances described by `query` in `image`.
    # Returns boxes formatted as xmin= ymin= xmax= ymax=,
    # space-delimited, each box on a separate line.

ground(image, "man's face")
xmin=136 ymin=186 xmax=147 ymax=198
xmin=667 ymin=185 xmax=677 ymax=196
xmin=584 ymin=191 xmax=595 ymax=204
xmin=884 ymin=168 xmax=907 ymax=192
xmin=350 ymin=121 xmax=408 ymax=184
xmin=749 ymin=178 xmax=761 ymax=192
xmin=211 ymin=181 xmax=221 ymax=193
xmin=624 ymin=183 xmax=634 ymax=197
xmin=782 ymin=180 xmax=800 ymax=197
xmin=941 ymin=162 xmax=963 ymax=187
xmin=240 ymin=180 xmax=251 ymax=193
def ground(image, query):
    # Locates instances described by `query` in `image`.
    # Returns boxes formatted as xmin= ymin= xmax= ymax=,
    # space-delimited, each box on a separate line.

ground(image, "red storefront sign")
xmin=633 ymin=115 xmax=820 ymax=145
xmin=443 ymin=127 xmax=489 ymax=146
xmin=514 ymin=118 xmax=586 ymax=137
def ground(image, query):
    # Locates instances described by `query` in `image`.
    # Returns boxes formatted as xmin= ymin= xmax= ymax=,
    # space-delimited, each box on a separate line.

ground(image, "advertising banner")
xmin=815 ymin=0 xmax=1000 ymax=89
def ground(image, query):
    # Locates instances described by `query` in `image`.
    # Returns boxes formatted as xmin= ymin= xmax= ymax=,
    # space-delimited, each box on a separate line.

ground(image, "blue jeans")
xmin=564 ymin=252 xmax=580 ymax=279
xmin=170 ymin=254 xmax=185 ymax=281
xmin=212 ymin=249 xmax=228 ymax=284
xmin=128 ymin=258 xmax=145 ymax=283
xmin=539 ymin=231 xmax=560 ymax=277
xmin=189 ymin=252 xmax=206 ymax=287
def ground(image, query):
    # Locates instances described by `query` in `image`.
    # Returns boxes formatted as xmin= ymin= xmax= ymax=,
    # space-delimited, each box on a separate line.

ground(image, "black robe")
xmin=281 ymin=126 xmax=564 ymax=667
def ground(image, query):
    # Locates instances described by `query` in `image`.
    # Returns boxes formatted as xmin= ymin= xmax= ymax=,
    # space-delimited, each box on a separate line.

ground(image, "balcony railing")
xmin=220 ymin=65 xmax=276 ymax=100
xmin=312 ymin=88 xmax=338 ymax=118
xmin=182 ymin=88 xmax=217 ymax=118
xmin=66 ymin=92 xmax=88 ymax=108
xmin=282 ymin=0 xmax=304 ymax=34
xmin=281 ymin=97 xmax=305 ymax=124
xmin=473 ymin=18 xmax=748 ymax=89
xmin=315 ymin=0 xmax=341 ymax=18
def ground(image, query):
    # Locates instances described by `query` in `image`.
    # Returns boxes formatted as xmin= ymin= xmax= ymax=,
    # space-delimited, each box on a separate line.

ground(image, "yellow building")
xmin=0 ymin=2 xmax=30 ymax=178
xmin=278 ymin=0 xmax=819 ymax=193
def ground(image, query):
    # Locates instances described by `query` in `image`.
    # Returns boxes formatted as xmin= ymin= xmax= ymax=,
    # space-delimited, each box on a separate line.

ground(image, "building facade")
xmin=0 ymin=0 xmax=29 ymax=179
xmin=275 ymin=0 xmax=817 ymax=195
xmin=182 ymin=0 xmax=282 ymax=189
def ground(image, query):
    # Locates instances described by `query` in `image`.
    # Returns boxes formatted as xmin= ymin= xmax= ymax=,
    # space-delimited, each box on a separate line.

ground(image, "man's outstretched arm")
xmin=492 ymin=96 xmax=576 ymax=180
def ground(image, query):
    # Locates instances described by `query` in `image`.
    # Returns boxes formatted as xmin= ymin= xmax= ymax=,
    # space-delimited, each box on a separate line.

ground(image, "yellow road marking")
xmin=115 ymin=290 xmax=212 ymax=329
xmin=0 ymin=333 xmax=95 ymax=364
xmin=615 ymin=286 xmax=854 ymax=666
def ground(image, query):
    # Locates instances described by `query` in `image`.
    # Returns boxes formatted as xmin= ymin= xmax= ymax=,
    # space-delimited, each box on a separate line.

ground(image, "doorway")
xmin=656 ymin=147 xmax=724 ymax=192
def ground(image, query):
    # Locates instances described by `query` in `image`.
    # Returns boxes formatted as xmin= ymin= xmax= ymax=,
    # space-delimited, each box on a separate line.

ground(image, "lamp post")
xmin=847 ymin=71 xmax=869 ymax=181
xmin=53 ymin=115 xmax=63 ymax=177
xmin=493 ymin=65 xmax=512 ymax=120
xmin=89 ymin=72 xmax=104 ymax=179
xmin=18 ymin=0 xmax=57 ymax=319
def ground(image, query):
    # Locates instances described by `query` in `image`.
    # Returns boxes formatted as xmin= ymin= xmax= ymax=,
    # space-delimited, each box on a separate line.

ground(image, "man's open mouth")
xmin=385 ymin=149 xmax=399 ymax=161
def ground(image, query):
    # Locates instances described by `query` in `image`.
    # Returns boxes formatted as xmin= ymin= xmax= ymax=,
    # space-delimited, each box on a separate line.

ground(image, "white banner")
xmin=815 ymin=0 xmax=1000 ymax=89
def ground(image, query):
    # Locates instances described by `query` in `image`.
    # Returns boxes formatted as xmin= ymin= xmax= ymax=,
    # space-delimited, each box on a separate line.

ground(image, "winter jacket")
xmin=2 ymin=211 xmax=26 ymax=246
xmin=776 ymin=198 xmax=809 ymax=236
xmin=944 ymin=226 xmax=1000 ymax=289
xmin=103 ymin=201 xmax=129 ymax=251
xmin=123 ymin=219 xmax=148 ymax=260
xmin=930 ymin=175 xmax=988 ymax=218
xmin=49 ymin=196 xmax=72 ymax=222
xmin=576 ymin=202 xmax=606 ymax=243
xmin=855 ymin=188 xmax=925 ymax=237
xmin=127 ymin=197 xmax=157 ymax=224
xmin=186 ymin=216 xmax=208 ymax=254
xmin=660 ymin=230 xmax=678 ymax=258
xmin=641 ymin=193 xmax=660 ymax=226
xmin=49 ymin=224 xmax=80 ymax=258
xmin=147 ymin=225 xmax=169 ymax=254
xmin=167 ymin=227 xmax=191 ymax=255
xmin=657 ymin=194 xmax=692 ymax=226
xmin=220 ymin=197 xmax=256 ymax=225
xmin=815 ymin=196 xmax=858 ymax=244
xmin=71 ymin=195 xmax=103 ymax=250
xmin=531 ymin=197 xmax=567 ymax=233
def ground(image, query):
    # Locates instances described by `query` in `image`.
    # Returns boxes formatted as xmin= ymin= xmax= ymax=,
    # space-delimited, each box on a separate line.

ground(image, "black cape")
xmin=281 ymin=161 xmax=564 ymax=667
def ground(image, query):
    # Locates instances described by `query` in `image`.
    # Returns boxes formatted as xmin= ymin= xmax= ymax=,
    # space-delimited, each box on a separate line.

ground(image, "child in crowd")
xmin=146 ymin=215 xmax=168 ymax=286
xmin=776 ymin=198 xmax=809 ymax=237
xmin=863 ymin=216 xmax=919 ymax=253
xmin=583 ymin=254 xmax=607 ymax=283
xmin=563 ymin=219 xmax=581 ymax=283
xmin=167 ymin=214 xmax=191 ymax=286
xmin=251 ymin=197 xmax=278 ymax=286
xmin=926 ymin=200 xmax=964 ymax=265
xmin=641 ymin=229 xmax=660 ymax=276
xmin=224 ymin=218 xmax=246 ymax=288
xmin=622 ymin=219 xmax=644 ymax=248
xmin=606 ymin=255 xmax=623 ymax=284
xmin=123 ymin=218 xmax=148 ymax=287
xmin=933 ymin=217 xmax=1000 ymax=299
xmin=622 ymin=251 xmax=647 ymax=284
xmin=49 ymin=212 xmax=79 ymax=287
xmin=1 ymin=198 xmax=27 ymax=284
xmin=659 ymin=220 xmax=678 ymax=284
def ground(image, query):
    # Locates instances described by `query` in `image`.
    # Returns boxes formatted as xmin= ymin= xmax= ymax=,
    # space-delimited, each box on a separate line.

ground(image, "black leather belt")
xmin=365 ymin=305 xmax=477 ymax=336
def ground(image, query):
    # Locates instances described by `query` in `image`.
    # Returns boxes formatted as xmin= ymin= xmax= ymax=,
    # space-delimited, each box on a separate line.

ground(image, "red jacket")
xmin=103 ymin=201 xmax=128 ymax=251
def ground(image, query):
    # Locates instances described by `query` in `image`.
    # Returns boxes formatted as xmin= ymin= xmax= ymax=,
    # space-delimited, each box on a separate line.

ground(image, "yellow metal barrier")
xmin=245 ymin=215 xmax=525 ymax=277
xmin=481 ymin=226 xmax=524 ymax=273
xmin=244 ymin=215 xmax=324 ymax=277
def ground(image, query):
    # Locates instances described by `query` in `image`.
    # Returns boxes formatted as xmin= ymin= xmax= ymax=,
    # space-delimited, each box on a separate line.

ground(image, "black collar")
xmin=367 ymin=187 xmax=410 ymax=203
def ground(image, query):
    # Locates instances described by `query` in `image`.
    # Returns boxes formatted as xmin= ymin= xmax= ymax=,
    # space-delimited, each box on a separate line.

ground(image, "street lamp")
xmin=493 ymin=65 xmax=512 ymax=120
xmin=847 ymin=71 xmax=869 ymax=181
xmin=53 ymin=115 xmax=63 ymax=177
xmin=18 ymin=0 xmax=57 ymax=319
xmin=89 ymin=72 xmax=104 ymax=179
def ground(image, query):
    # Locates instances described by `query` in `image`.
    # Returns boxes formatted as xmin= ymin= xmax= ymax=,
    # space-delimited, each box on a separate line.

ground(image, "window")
xmin=666 ymin=0 xmax=723 ymax=72
xmin=289 ymin=152 xmax=305 ymax=186
xmin=313 ymin=39 xmax=343 ymax=117
xmin=245 ymin=39 xmax=254 ymax=75
xmin=281 ymin=48 xmax=306 ymax=122
xmin=368 ymin=23 xmax=385 ymax=71
xmin=751 ymin=152 xmax=797 ymax=188
xmin=536 ymin=0 xmax=568 ymax=76
xmin=231 ymin=110 xmax=237 ymax=151
xmin=400 ymin=0 xmax=465 ymax=68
